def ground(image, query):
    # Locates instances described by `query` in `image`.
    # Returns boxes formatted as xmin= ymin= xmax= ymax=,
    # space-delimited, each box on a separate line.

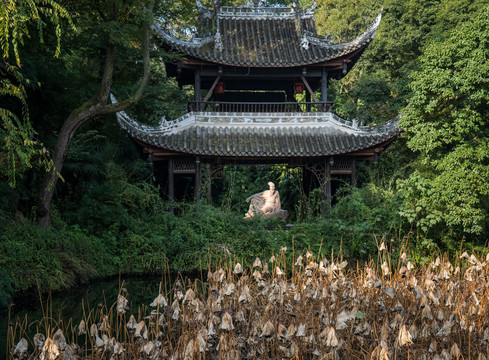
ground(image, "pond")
xmin=1 ymin=273 xmax=198 ymax=356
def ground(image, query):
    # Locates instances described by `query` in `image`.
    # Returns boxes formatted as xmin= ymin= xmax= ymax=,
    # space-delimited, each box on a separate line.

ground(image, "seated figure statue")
xmin=244 ymin=182 xmax=288 ymax=220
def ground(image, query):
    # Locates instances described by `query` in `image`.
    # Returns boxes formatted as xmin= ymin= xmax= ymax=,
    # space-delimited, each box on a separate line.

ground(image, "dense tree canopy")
xmin=399 ymin=6 xmax=489 ymax=236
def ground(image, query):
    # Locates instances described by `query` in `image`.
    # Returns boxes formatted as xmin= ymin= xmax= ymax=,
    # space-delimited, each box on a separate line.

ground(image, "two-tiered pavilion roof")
xmin=116 ymin=1 xmax=399 ymax=205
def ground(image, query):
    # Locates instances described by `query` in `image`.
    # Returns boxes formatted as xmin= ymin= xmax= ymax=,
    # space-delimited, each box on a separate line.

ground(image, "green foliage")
xmin=0 ymin=0 xmax=74 ymax=186
xmin=291 ymin=184 xmax=402 ymax=258
xmin=0 ymin=216 xmax=113 ymax=305
xmin=399 ymin=6 xmax=489 ymax=236
xmin=315 ymin=0 xmax=381 ymax=42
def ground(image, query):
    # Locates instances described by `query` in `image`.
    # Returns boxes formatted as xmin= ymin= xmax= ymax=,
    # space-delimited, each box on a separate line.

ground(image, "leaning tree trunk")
xmin=37 ymin=102 xmax=102 ymax=228
xmin=37 ymin=3 xmax=153 ymax=228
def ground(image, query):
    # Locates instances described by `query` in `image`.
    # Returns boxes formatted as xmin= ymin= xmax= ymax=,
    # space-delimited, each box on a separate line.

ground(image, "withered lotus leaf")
xmin=117 ymin=294 xmax=129 ymax=313
xmin=397 ymin=325 xmax=413 ymax=347
xmin=260 ymin=321 xmax=274 ymax=337
xmin=12 ymin=338 xmax=28 ymax=358
xmin=39 ymin=338 xmax=59 ymax=360
xmin=77 ymin=320 xmax=86 ymax=336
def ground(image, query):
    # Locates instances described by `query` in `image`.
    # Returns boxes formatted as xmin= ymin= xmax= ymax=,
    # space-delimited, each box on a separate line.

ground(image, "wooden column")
xmin=321 ymin=67 xmax=328 ymax=108
xmin=206 ymin=164 xmax=212 ymax=205
xmin=194 ymin=68 xmax=201 ymax=102
xmin=351 ymin=159 xmax=357 ymax=187
xmin=195 ymin=156 xmax=201 ymax=202
xmin=325 ymin=158 xmax=331 ymax=207
xmin=305 ymin=91 xmax=311 ymax=111
xmin=168 ymin=159 xmax=174 ymax=214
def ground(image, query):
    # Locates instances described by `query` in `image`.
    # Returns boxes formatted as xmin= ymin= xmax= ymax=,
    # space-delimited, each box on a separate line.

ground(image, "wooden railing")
xmin=188 ymin=101 xmax=333 ymax=113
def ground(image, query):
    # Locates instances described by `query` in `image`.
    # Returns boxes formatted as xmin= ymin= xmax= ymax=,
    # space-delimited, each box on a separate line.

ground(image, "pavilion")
xmin=115 ymin=0 xmax=400 ymax=206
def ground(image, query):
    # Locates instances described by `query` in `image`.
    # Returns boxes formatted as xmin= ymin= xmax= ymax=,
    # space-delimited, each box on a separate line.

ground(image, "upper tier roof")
xmin=153 ymin=3 xmax=382 ymax=68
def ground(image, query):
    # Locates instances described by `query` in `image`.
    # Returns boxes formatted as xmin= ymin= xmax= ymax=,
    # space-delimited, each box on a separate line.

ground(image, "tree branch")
xmin=97 ymin=1 xmax=154 ymax=114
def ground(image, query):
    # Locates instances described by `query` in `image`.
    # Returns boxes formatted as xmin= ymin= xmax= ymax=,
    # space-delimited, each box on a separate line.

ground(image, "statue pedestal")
xmin=244 ymin=209 xmax=288 ymax=221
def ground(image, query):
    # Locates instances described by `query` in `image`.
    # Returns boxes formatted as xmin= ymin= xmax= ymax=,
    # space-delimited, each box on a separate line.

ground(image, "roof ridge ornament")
xmin=214 ymin=0 xmax=223 ymax=52
xmin=305 ymin=9 xmax=382 ymax=48
xmin=214 ymin=32 xmax=223 ymax=51
xmin=292 ymin=0 xmax=304 ymax=42
xmin=196 ymin=0 xmax=213 ymax=18
xmin=301 ymin=34 xmax=309 ymax=50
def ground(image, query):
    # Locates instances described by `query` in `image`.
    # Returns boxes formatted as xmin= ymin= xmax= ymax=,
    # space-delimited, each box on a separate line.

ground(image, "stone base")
xmin=244 ymin=210 xmax=288 ymax=221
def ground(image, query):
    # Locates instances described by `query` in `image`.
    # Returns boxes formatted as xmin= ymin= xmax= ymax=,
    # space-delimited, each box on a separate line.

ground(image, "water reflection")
xmin=1 ymin=274 xmax=193 ymax=355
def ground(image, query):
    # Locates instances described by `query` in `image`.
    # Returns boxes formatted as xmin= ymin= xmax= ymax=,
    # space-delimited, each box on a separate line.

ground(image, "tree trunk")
xmin=37 ymin=2 xmax=153 ymax=228
xmin=37 ymin=102 xmax=100 ymax=228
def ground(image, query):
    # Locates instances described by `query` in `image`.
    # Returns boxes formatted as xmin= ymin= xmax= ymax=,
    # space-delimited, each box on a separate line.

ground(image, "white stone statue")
xmin=244 ymin=182 xmax=288 ymax=220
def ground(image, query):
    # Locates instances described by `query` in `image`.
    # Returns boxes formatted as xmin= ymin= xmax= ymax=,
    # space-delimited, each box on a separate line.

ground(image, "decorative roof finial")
xmin=214 ymin=32 xmax=223 ymax=51
xmin=301 ymin=34 xmax=309 ymax=50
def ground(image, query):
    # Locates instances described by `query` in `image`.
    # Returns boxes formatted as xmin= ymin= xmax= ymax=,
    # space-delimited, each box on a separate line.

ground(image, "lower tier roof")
xmin=116 ymin=109 xmax=400 ymax=158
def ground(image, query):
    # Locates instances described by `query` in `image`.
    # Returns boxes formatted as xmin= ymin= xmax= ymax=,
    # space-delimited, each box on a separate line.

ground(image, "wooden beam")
xmin=301 ymin=75 xmax=320 ymax=103
xmin=321 ymin=68 xmax=328 ymax=103
xmin=201 ymin=75 xmax=221 ymax=104
xmin=194 ymin=68 xmax=201 ymax=101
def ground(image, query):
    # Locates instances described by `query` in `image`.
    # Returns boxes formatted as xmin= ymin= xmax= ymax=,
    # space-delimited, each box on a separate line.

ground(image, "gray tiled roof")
xmin=116 ymin=109 xmax=400 ymax=157
xmin=153 ymin=7 xmax=382 ymax=67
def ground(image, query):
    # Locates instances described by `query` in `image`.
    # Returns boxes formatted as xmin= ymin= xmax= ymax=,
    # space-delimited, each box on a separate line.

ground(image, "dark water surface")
xmin=1 ymin=273 xmax=196 ymax=356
